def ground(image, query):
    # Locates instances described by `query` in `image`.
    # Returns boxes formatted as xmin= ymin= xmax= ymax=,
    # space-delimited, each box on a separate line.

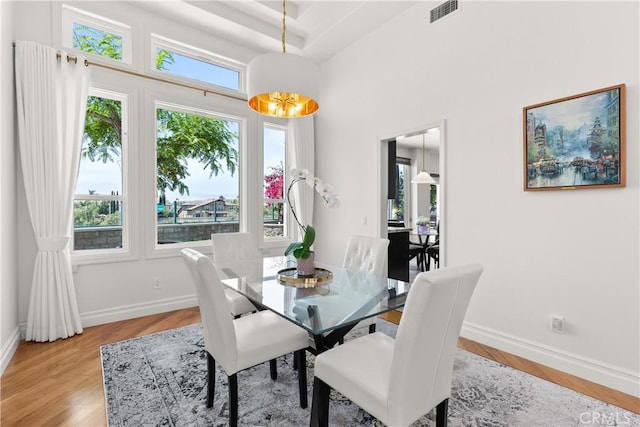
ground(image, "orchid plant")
xmin=284 ymin=168 xmax=339 ymax=260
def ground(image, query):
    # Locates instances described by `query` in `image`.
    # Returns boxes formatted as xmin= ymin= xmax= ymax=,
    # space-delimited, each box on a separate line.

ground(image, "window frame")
xmin=259 ymin=117 xmax=295 ymax=252
xmin=149 ymin=34 xmax=246 ymax=95
xmin=72 ymin=87 xmax=135 ymax=264
xmin=145 ymin=90 xmax=251 ymax=259
xmin=262 ymin=122 xmax=289 ymax=245
xmin=61 ymin=4 xmax=133 ymax=65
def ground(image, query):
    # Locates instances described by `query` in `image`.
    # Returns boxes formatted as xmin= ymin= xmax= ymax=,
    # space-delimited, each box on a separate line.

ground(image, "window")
xmin=62 ymin=5 xmax=132 ymax=63
xmin=155 ymin=103 xmax=240 ymax=245
xmin=263 ymin=125 xmax=287 ymax=239
xmin=388 ymin=158 xmax=410 ymax=222
xmin=151 ymin=35 xmax=243 ymax=92
xmin=74 ymin=90 xmax=127 ymax=252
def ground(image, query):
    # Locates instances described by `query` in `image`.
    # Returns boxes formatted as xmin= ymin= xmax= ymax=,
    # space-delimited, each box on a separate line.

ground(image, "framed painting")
xmin=523 ymin=84 xmax=626 ymax=191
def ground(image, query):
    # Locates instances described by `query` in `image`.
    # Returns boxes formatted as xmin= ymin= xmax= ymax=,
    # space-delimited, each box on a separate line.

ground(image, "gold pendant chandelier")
xmin=247 ymin=0 xmax=319 ymax=118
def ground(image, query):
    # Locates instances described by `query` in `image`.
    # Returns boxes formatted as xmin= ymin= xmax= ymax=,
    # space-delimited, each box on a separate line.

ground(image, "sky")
xmin=529 ymin=89 xmax=615 ymax=131
xmin=76 ymin=46 xmax=286 ymax=202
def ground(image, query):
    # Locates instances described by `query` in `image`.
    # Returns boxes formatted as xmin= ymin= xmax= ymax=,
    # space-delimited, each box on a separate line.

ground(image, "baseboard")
xmin=10 ymin=296 xmax=198 ymax=358
xmin=80 ymin=295 xmax=198 ymax=328
xmin=461 ymin=321 xmax=640 ymax=398
xmin=0 ymin=325 xmax=21 ymax=376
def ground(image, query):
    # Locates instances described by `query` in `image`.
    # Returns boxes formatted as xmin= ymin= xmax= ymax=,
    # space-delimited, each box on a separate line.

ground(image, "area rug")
xmin=101 ymin=321 xmax=639 ymax=426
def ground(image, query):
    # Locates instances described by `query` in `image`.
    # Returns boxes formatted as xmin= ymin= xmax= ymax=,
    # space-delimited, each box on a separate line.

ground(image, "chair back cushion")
xmin=342 ymin=235 xmax=390 ymax=276
xmin=181 ymin=248 xmax=238 ymax=372
xmin=211 ymin=232 xmax=261 ymax=270
xmin=387 ymin=264 xmax=483 ymax=424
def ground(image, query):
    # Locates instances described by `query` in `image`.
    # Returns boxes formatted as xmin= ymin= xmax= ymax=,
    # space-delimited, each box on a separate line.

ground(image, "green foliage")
xmin=73 ymin=25 xmax=123 ymax=60
xmin=392 ymin=165 xmax=404 ymax=218
xmin=156 ymin=49 xmax=175 ymax=71
xmin=284 ymin=225 xmax=315 ymax=259
xmin=74 ymin=199 xmax=121 ymax=227
xmin=75 ymin=30 xmax=238 ymax=197
xmin=430 ymin=184 xmax=437 ymax=208
xmin=84 ymin=96 xmax=122 ymax=163
xmin=156 ymin=109 xmax=238 ymax=196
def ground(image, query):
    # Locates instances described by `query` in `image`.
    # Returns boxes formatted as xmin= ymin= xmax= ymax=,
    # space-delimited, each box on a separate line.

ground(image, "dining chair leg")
xmin=295 ymin=349 xmax=308 ymax=408
xmin=435 ymin=398 xmax=448 ymax=427
xmin=310 ymin=377 xmax=330 ymax=427
xmin=269 ymin=359 xmax=277 ymax=380
xmin=228 ymin=374 xmax=238 ymax=427
xmin=206 ymin=352 xmax=215 ymax=408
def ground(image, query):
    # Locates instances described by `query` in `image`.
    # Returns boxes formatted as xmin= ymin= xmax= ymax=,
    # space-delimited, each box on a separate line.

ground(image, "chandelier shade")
xmin=247 ymin=52 xmax=319 ymax=118
xmin=412 ymin=170 xmax=436 ymax=184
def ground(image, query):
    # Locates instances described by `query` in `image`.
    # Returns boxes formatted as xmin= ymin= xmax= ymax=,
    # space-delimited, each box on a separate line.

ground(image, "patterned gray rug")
xmin=101 ymin=320 xmax=639 ymax=426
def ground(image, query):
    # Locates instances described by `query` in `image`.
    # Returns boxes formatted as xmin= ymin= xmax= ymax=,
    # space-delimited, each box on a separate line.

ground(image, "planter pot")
xmin=417 ymin=224 xmax=429 ymax=235
xmin=296 ymin=251 xmax=315 ymax=277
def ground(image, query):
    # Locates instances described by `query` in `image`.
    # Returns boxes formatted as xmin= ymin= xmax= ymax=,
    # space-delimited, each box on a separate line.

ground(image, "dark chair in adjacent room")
xmin=408 ymin=241 xmax=426 ymax=271
xmin=426 ymin=239 xmax=440 ymax=270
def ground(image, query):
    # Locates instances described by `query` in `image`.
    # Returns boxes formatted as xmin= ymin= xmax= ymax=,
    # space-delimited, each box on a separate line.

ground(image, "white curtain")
xmin=15 ymin=41 xmax=90 ymax=342
xmin=287 ymin=116 xmax=315 ymax=241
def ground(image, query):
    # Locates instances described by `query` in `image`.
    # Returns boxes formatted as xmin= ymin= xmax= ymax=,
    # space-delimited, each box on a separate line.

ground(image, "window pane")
xmin=156 ymin=107 xmax=240 ymax=244
xmin=73 ymin=24 xmax=123 ymax=61
xmin=73 ymin=200 xmax=123 ymax=250
xmin=263 ymin=127 xmax=286 ymax=238
xmin=74 ymin=93 xmax=125 ymax=252
xmin=155 ymin=48 xmax=240 ymax=91
xmin=389 ymin=164 xmax=406 ymax=221
xmin=76 ymin=96 xmax=122 ymax=195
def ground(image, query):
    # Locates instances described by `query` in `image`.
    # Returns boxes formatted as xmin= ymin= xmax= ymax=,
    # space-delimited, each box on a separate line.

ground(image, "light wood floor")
xmin=1 ymin=308 xmax=638 ymax=426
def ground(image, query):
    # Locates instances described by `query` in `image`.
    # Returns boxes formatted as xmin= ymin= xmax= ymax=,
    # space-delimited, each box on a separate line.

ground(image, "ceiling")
xmin=135 ymin=1 xmax=418 ymax=64
xmin=397 ymin=128 xmax=440 ymax=151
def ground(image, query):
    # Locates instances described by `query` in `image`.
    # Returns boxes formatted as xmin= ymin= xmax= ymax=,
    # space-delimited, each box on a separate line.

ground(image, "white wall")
xmin=12 ymin=1 xmax=263 ymax=331
xmin=314 ymin=1 xmax=639 ymax=396
xmin=0 ymin=0 xmax=19 ymax=375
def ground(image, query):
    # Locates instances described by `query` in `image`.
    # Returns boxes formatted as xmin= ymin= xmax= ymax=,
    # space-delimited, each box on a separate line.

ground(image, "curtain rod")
xmin=12 ymin=42 xmax=247 ymax=102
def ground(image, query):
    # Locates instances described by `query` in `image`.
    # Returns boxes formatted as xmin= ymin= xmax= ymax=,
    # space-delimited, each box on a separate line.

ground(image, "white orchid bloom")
xmin=315 ymin=181 xmax=333 ymax=197
xmin=290 ymin=168 xmax=310 ymax=180
xmin=316 ymin=182 xmax=339 ymax=208
xmin=326 ymin=196 xmax=340 ymax=208
xmin=305 ymin=176 xmax=319 ymax=188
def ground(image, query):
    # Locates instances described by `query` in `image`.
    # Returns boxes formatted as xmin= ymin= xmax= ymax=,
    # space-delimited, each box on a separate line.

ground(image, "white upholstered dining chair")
xmin=342 ymin=235 xmax=390 ymax=333
xmin=310 ymin=263 xmax=483 ymax=427
xmin=181 ymin=248 xmax=310 ymax=427
xmin=211 ymin=232 xmax=259 ymax=317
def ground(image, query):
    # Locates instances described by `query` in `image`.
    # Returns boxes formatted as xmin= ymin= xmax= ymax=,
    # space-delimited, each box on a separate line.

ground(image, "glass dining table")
xmin=218 ymin=256 xmax=411 ymax=354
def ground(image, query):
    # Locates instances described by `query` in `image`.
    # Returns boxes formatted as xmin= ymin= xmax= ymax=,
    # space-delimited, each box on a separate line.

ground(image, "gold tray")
xmin=276 ymin=267 xmax=333 ymax=288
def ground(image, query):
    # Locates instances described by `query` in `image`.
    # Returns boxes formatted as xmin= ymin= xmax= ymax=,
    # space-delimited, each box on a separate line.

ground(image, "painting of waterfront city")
xmin=524 ymin=84 xmax=625 ymax=190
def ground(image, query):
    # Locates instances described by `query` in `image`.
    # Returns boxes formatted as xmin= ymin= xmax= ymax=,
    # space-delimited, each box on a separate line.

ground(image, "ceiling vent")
xmin=430 ymin=0 xmax=458 ymax=23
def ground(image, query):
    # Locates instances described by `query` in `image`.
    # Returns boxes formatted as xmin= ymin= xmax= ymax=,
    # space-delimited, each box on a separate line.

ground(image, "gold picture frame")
xmin=523 ymin=84 xmax=626 ymax=191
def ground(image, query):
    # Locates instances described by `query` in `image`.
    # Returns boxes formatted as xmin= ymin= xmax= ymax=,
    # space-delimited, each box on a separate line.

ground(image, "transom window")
xmin=151 ymin=35 xmax=243 ymax=92
xmin=62 ymin=4 xmax=132 ymax=63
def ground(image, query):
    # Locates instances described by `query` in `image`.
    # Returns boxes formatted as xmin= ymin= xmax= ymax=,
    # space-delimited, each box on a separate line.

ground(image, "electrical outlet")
xmin=152 ymin=277 xmax=161 ymax=289
xmin=550 ymin=316 xmax=564 ymax=333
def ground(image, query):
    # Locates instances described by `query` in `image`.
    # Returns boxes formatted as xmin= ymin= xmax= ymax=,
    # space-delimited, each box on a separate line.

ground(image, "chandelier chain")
xmin=281 ymin=0 xmax=287 ymax=53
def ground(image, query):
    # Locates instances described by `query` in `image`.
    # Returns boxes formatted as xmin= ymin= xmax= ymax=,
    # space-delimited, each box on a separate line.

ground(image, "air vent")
xmin=430 ymin=0 xmax=458 ymax=23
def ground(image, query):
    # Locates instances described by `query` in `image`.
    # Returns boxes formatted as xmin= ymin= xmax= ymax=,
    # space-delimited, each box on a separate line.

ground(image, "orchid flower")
xmin=284 ymin=169 xmax=339 ymax=260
